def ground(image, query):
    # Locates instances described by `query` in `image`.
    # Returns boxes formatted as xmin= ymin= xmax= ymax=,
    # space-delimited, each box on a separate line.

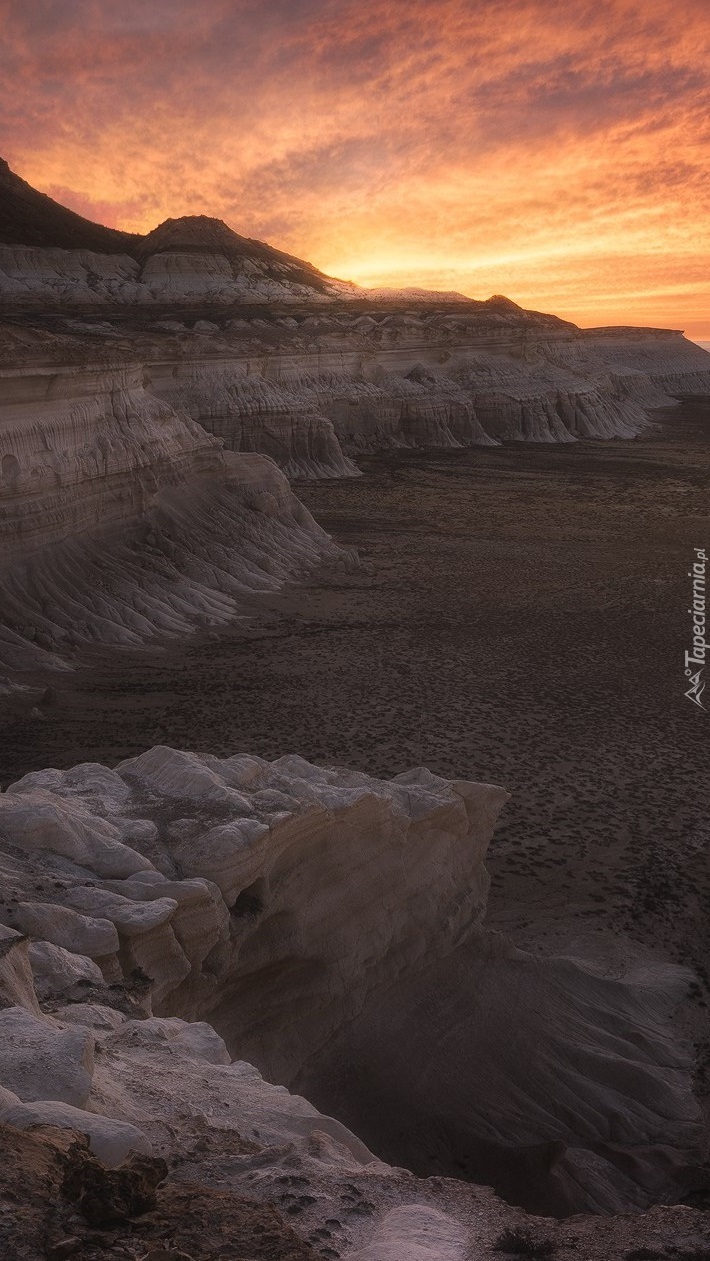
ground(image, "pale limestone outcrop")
xmin=108 ymin=1016 xmax=231 ymax=1065
xmin=1 ymin=307 xmax=707 ymax=682
xmin=153 ymin=363 xmax=361 ymax=478
xmin=0 ymin=241 xmax=356 ymax=309
xmin=90 ymin=1039 xmax=376 ymax=1166
xmin=8 ymin=902 xmax=119 ymax=961
xmin=0 ymin=791 xmax=151 ymax=876
xmin=0 ymin=361 xmax=225 ymax=560
xmin=60 ymin=885 xmax=190 ymax=1005
xmin=0 ymin=245 xmax=143 ymax=307
xmin=0 ymin=1006 xmax=94 ymax=1106
xmin=145 ymin=315 xmax=664 ymax=461
xmin=52 ymin=1003 xmax=127 ymax=1032
xmin=101 ymin=870 xmax=231 ymax=979
xmin=28 ymin=940 xmax=104 ymax=999
xmin=0 ymin=360 xmax=351 ymax=666
xmin=0 ymin=924 xmax=41 ymax=1014
xmin=581 ymin=328 xmax=710 ymax=396
xmin=0 ymin=318 xmax=357 ymax=672
xmin=349 ymin=1205 xmax=469 ymax=1261
xmin=0 ymin=254 xmax=360 ymax=314
xmin=0 ymin=747 xmax=703 ymax=1214
xmin=0 ymin=1099 xmax=153 ymax=1165
xmin=2 ymin=165 xmax=710 ymax=507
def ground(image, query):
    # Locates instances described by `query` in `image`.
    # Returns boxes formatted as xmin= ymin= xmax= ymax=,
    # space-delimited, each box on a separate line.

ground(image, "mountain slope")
xmin=0 ymin=159 xmax=138 ymax=253
xmin=0 ymin=159 xmax=345 ymax=296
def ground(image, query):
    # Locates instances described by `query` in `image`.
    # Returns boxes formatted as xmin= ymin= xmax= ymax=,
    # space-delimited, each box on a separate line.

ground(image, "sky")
xmin=1 ymin=0 xmax=709 ymax=335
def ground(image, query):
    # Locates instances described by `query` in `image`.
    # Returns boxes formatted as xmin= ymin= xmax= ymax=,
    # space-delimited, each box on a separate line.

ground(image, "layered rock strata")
xmin=0 ymin=747 xmax=703 ymax=1219
xmin=106 ymin=314 xmax=710 ymax=460
xmin=7 ymin=310 xmax=703 ymax=497
xmin=0 ymin=352 xmax=350 ymax=671
xmin=580 ymin=327 xmax=710 ymax=397
xmin=4 ymin=157 xmax=710 ymax=493
xmin=0 ymin=158 xmax=357 ymax=306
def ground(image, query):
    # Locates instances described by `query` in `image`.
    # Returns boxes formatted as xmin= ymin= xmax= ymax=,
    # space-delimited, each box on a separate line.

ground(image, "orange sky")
xmin=1 ymin=0 xmax=709 ymax=334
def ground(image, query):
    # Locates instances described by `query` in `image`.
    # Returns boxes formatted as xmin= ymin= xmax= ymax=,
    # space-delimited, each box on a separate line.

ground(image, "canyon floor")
xmin=2 ymin=401 xmax=709 ymax=1057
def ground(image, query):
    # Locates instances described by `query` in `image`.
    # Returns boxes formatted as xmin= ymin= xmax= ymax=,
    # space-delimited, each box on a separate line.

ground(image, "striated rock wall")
xmin=0 ymin=453 xmax=347 ymax=671
xmin=2 ymin=164 xmax=709 ymax=482
xmin=151 ymin=361 xmax=361 ymax=478
xmin=0 ymin=237 xmax=358 ymax=309
xmin=144 ymin=311 xmax=680 ymax=468
xmin=1 ymin=314 xmax=707 ymax=671
xmin=0 ymin=747 xmax=703 ymax=1216
xmin=0 ymin=354 xmax=350 ymax=668
xmin=0 ymin=362 xmax=226 ymax=560
xmin=580 ymin=328 xmax=710 ymax=396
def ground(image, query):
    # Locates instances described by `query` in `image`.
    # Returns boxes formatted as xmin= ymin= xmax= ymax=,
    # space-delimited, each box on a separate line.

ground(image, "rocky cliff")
xmin=0 ymin=340 xmax=349 ymax=673
xmin=2 ymin=164 xmax=710 ymax=679
xmin=0 ymin=747 xmax=703 ymax=1222
xmin=580 ymin=327 xmax=710 ymax=397
xmin=2 ymin=166 xmax=710 ymax=689
xmin=2 ymin=164 xmax=710 ymax=1259
xmin=39 ymin=309 xmax=710 ymax=470
xmin=3 ymin=157 xmax=710 ymax=479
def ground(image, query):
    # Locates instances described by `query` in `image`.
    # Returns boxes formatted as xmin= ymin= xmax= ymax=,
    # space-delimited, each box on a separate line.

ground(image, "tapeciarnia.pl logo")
xmin=685 ymin=547 xmax=707 ymax=709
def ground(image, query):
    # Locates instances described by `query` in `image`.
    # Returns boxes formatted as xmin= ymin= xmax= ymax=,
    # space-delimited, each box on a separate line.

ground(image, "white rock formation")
xmin=28 ymin=940 xmax=104 ymax=1000
xmin=145 ymin=312 xmax=673 ymax=458
xmin=581 ymin=327 xmax=710 ymax=396
xmin=152 ymin=362 xmax=361 ymax=478
xmin=10 ymin=901 xmax=120 ymax=961
xmin=0 ymin=1006 xmax=94 ymax=1107
xmin=0 ymin=347 xmax=352 ymax=667
xmin=0 ymin=923 xmax=41 ymax=1013
xmin=1 ymin=1099 xmax=153 ymax=1165
xmin=349 ymin=1205 xmax=469 ymax=1261
xmin=0 ymin=747 xmax=703 ymax=1216
xmin=3 ymin=213 xmax=709 ymax=679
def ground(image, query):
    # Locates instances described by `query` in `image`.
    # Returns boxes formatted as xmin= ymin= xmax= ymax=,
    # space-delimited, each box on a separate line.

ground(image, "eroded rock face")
xmin=152 ymin=362 xmax=361 ymax=479
xmin=0 ymin=1006 xmax=94 ymax=1107
xmin=135 ymin=313 xmax=670 ymax=458
xmin=0 ymin=360 xmax=350 ymax=670
xmin=2 ymin=185 xmax=710 ymax=682
xmin=580 ymin=327 xmax=710 ymax=397
xmin=0 ymin=158 xmax=355 ymax=305
xmin=0 ymin=747 xmax=703 ymax=1216
xmin=3 ymin=160 xmax=710 ymax=506
xmin=0 ymin=361 xmax=226 ymax=560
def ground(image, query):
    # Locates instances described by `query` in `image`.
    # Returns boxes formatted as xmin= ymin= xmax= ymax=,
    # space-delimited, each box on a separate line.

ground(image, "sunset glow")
xmin=2 ymin=0 xmax=709 ymax=333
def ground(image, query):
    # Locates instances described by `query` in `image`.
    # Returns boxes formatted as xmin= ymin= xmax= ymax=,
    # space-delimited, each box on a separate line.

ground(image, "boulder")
xmin=0 ymin=1007 xmax=94 ymax=1106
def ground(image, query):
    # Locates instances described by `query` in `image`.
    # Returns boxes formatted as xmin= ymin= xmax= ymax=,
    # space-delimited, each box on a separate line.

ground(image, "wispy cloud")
xmin=1 ymin=0 xmax=709 ymax=332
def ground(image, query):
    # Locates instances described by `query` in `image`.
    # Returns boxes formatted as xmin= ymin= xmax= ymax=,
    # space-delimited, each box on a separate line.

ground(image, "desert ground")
xmin=2 ymin=402 xmax=709 ymax=1074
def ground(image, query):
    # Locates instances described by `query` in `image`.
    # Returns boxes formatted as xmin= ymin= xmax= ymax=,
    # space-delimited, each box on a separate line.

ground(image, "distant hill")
xmin=0 ymin=159 xmax=340 ymax=294
xmin=0 ymin=158 xmax=575 ymax=316
xmin=0 ymin=158 xmax=138 ymax=253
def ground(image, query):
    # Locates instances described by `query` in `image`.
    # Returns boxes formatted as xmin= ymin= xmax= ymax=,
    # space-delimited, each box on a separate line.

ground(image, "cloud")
xmin=1 ymin=0 xmax=709 ymax=330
